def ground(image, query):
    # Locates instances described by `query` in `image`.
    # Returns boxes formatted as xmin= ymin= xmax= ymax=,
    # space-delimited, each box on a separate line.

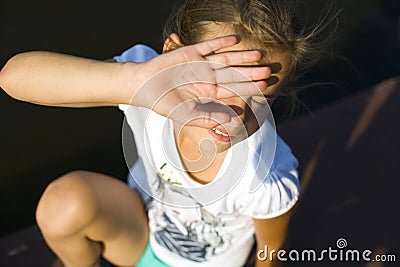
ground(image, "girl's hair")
xmin=163 ymin=0 xmax=340 ymax=97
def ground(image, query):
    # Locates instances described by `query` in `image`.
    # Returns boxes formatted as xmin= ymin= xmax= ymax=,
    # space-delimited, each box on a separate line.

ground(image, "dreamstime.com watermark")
xmin=257 ymin=238 xmax=397 ymax=263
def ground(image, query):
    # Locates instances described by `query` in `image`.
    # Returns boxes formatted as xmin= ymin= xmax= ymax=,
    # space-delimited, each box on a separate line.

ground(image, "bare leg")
xmin=36 ymin=171 xmax=148 ymax=267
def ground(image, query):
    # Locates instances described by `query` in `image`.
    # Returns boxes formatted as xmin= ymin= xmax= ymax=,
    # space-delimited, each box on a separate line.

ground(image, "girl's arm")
xmin=0 ymin=36 xmax=271 ymax=128
xmin=0 ymin=51 xmax=134 ymax=107
xmin=253 ymin=209 xmax=294 ymax=267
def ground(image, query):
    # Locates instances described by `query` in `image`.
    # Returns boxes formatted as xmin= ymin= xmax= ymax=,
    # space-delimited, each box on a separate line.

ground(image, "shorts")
xmin=136 ymin=242 xmax=170 ymax=267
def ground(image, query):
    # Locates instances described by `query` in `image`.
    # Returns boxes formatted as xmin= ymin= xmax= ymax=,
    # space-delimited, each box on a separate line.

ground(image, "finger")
xmin=206 ymin=50 xmax=263 ymax=67
xmin=195 ymin=35 xmax=240 ymax=56
xmin=215 ymin=66 xmax=271 ymax=84
xmin=215 ymin=81 xmax=268 ymax=99
xmin=183 ymin=110 xmax=234 ymax=128
xmin=171 ymin=109 xmax=231 ymax=128
xmin=185 ymin=115 xmax=224 ymax=128
xmin=168 ymin=100 xmax=237 ymax=128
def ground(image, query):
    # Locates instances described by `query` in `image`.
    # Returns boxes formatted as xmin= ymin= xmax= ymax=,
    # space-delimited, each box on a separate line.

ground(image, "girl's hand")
xmin=129 ymin=36 xmax=271 ymax=128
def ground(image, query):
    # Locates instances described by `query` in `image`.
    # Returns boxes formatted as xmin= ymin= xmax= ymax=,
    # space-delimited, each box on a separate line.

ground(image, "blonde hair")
xmin=163 ymin=0 xmax=340 ymax=96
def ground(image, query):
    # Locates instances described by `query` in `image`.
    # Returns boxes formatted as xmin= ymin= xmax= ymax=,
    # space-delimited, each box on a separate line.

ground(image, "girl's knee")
xmin=36 ymin=171 xmax=99 ymax=238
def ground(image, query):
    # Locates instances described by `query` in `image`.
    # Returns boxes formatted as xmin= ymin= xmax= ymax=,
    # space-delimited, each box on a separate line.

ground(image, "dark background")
xmin=0 ymin=0 xmax=399 ymax=237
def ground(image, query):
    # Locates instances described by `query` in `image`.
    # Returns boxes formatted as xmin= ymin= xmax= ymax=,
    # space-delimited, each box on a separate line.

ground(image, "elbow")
xmin=0 ymin=56 xmax=22 ymax=100
xmin=0 ymin=61 xmax=9 ymax=94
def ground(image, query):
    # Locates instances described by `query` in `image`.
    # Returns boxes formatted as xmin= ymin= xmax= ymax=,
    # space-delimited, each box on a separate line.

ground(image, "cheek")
xmin=183 ymin=125 xmax=202 ymax=136
xmin=263 ymin=71 xmax=286 ymax=97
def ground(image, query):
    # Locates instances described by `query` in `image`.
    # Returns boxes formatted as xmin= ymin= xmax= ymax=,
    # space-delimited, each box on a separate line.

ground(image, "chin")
xmin=213 ymin=139 xmax=240 ymax=153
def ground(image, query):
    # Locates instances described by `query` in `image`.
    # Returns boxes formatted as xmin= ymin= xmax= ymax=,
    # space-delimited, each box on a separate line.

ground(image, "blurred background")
xmin=0 ymin=0 xmax=399 ymax=266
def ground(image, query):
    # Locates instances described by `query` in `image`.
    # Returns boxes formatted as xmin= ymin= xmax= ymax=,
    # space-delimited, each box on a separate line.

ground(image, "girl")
xmin=0 ymin=0 xmax=336 ymax=266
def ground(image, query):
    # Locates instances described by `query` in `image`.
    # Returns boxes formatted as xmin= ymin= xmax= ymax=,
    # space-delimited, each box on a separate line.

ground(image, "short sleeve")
xmin=113 ymin=44 xmax=159 ymax=63
xmin=234 ymin=135 xmax=300 ymax=219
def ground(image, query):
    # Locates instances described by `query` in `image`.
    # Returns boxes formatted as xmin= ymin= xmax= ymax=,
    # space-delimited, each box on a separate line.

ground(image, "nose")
xmin=227 ymin=104 xmax=244 ymax=117
xmin=223 ymin=96 xmax=248 ymax=126
xmin=224 ymin=94 xmax=246 ymax=111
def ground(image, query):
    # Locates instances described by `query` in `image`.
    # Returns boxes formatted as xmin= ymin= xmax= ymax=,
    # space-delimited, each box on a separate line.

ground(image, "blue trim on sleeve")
xmin=114 ymin=44 xmax=159 ymax=63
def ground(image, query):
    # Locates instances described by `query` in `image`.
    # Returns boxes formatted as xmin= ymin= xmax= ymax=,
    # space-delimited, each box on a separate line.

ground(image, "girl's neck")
xmin=174 ymin=127 xmax=227 ymax=185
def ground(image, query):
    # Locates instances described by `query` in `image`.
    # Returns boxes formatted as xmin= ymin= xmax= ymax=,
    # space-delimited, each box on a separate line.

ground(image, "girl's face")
xmin=163 ymin=25 xmax=290 ymax=160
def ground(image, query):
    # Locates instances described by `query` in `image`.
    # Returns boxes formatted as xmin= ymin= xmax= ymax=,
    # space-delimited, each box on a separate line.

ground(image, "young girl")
xmin=0 ymin=0 xmax=336 ymax=266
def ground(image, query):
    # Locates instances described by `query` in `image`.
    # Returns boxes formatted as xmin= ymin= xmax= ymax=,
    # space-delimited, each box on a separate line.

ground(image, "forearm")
xmin=0 ymin=51 xmax=137 ymax=107
xmin=253 ymin=210 xmax=293 ymax=267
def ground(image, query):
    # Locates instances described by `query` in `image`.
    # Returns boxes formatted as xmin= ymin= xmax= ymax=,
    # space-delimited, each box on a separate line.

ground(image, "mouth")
xmin=207 ymin=126 xmax=234 ymax=143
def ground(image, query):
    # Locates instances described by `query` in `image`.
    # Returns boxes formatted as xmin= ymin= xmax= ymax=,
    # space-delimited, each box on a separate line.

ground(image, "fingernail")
xmin=258 ymin=49 xmax=266 ymax=58
xmin=233 ymin=35 xmax=241 ymax=43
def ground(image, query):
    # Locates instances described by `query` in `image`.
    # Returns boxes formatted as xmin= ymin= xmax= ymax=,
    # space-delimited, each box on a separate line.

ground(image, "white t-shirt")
xmin=115 ymin=45 xmax=300 ymax=267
